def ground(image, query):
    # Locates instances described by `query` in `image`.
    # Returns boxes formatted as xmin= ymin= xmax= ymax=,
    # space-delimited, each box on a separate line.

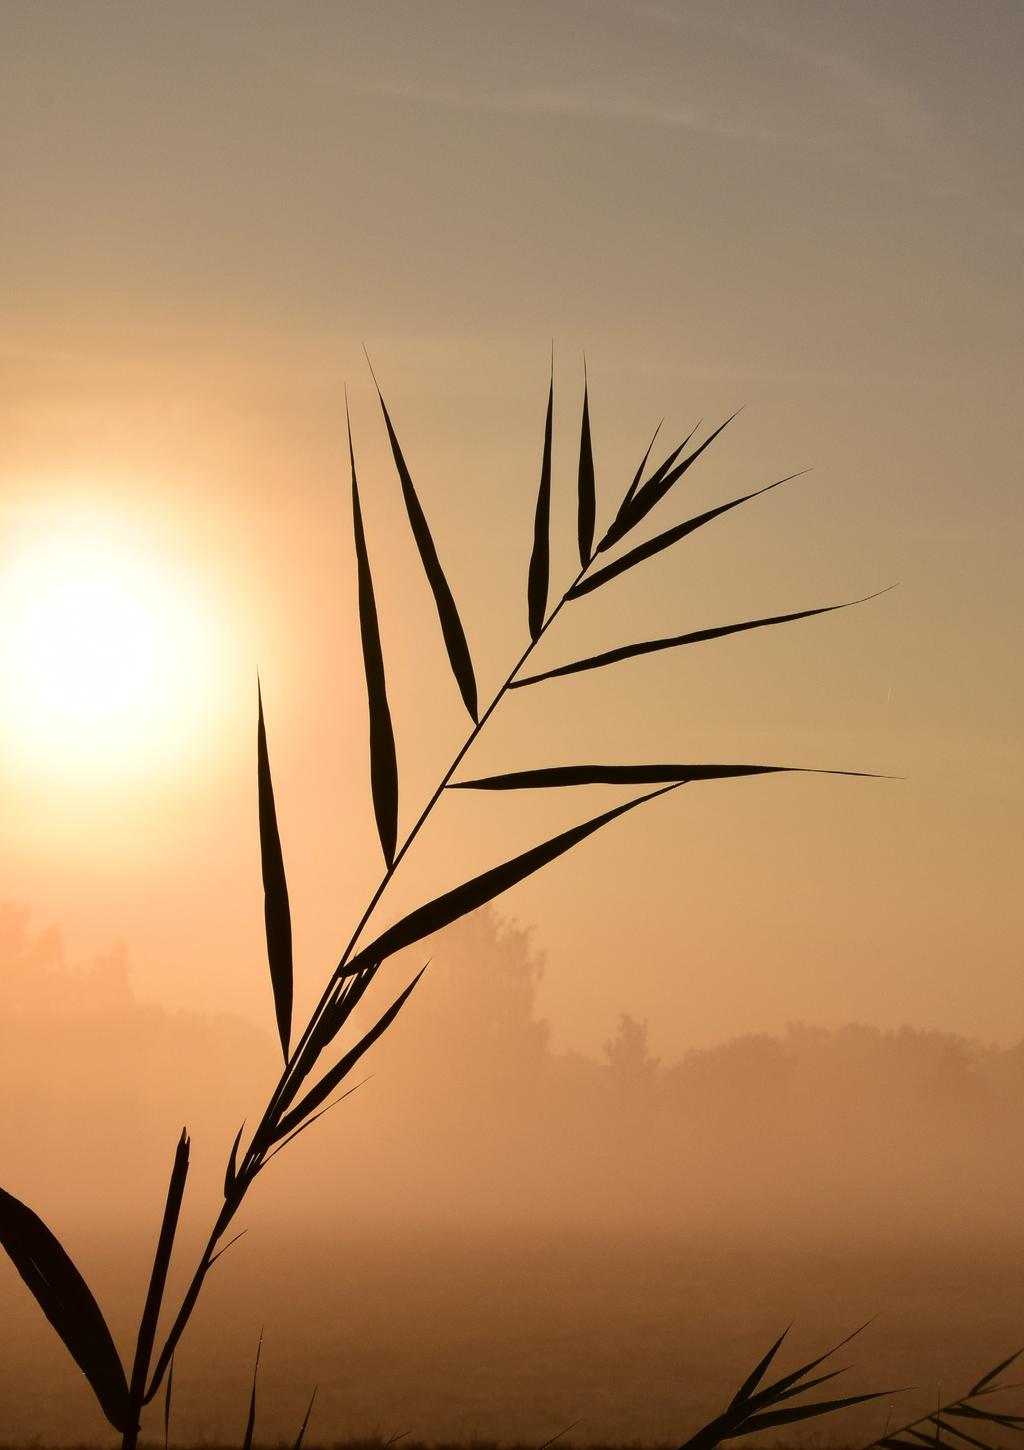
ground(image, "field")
xmin=2 ymin=1228 xmax=1022 ymax=1447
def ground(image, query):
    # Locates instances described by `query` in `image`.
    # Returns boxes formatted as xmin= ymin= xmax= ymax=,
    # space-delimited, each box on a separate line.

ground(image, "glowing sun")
xmin=1 ymin=513 xmax=220 ymax=780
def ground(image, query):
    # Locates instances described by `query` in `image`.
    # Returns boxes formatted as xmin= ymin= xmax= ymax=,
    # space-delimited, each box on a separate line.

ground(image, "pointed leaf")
xmin=451 ymin=763 xmax=882 ymax=791
xmin=739 ymin=1390 xmax=900 ymax=1434
xmin=577 ymin=371 xmax=596 ymax=566
xmin=930 ymin=1419 xmax=995 ymax=1450
xmin=571 ymin=473 xmax=806 ymax=599
xmin=0 ymin=1187 xmax=130 ymax=1431
xmin=242 ymin=1332 xmax=262 ymax=1450
xmin=224 ymin=1121 xmax=246 ymax=1200
xmin=601 ymin=422 xmax=700 ymax=552
xmin=603 ymin=411 xmax=739 ymax=550
xmin=970 ymin=1350 xmax=1024 ymax=1397
xmin=348 ymin=400 xmax=399 ymax=867
xmin=294 ymin=1386 xmax=318 ymax=1450
xmin=371 ymin=372 xmax=478 ymax=722
xmin=750 ymin=1319 xmax=875 ymax=1411
xmin=275 ymin=968 xmax=426 ymax=1139
xmin=257 ymin=683 xmax=293 ymax=1062
xmin=528 ymin=371 xmax=554 ymax=640
xmin=345 ymin=784 xmax=678 ymax=975
xmin=163 ymin=1353 xmax=174 ymax=1450
xmin=512 ymin=590 xmax=893 ymax=688
xmin=128 ymin=1130 xmax=190 ymax=1425
xmin=622 ymin=419 xmax=663 ymax=511
xmin=728 ymin=1327 xmax=790 ymax=1410
xmin=764 ymin=1366 xmax=850 ymax=1406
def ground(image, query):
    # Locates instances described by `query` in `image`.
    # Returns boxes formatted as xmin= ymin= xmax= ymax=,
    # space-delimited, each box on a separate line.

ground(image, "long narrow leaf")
xmin=224 ymin=1121 xmax=246 ymax=1200
xmin=370 ymin=369 xmax=478 ymax=722
xmin=603 ymin=410 xmax=739 ymax=550
xmin=750 ymin=1319 xmax=874 ymax=1412
xmin=345 ymin=784 xmax=678 ymax=975
xmin=622 ymin=419 xmax=663 ymax=511
xmin=599 ymin=420 xmax=700 ymax=551
xmin=512 ymin=590 xmax=892 ymax=688
xmin=971 ymin=1351 xmax=1024 ymax=1397
xmin=241 ymin=1332 xmax=262 ymax=1450
xmin=257 ymin=682 xmax=293 ymax=1061
xmin=128 ymin=1130 xmax=190 ymax=1427
xmin=728 ymin=1328 xmax=790 ymax=1410
xmin=739 ymin=1390 xmax=900 ymax=1434
xmin=451 ymin=763 xmax=881 ymax=791
xmin=577 ymin=369 xmax=596 ymax=566
xmin=275 ymin=968 xmax=426 ymax=1138
xmin=348 ymin=399 xmax=399 ymax=867
xmin=571 ymin=473 xmax=806 ymax=599
xmin=163 ymin=1353 xmax=174 ymax=1450
xmin=294 ymin=1386 xmax=318 ymax=1450
xmin=527 ymin=369 xmax=554 ymax=640
xmin=0 ymin=1187 xmax=130 ymax=1431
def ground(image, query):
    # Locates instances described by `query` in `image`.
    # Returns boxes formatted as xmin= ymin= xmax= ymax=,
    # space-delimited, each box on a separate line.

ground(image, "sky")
xmin=1 ymin=0 xmax=1022 ymax=1063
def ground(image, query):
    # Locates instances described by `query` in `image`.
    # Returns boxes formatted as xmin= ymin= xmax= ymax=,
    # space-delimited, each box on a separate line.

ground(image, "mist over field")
xmin=3 ymin=902 xmax=1023 ymax=1444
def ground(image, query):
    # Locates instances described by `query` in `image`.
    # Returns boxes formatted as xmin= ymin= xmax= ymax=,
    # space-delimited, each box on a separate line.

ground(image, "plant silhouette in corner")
xmin=1 ymin=361 xmax=895 ymax=1447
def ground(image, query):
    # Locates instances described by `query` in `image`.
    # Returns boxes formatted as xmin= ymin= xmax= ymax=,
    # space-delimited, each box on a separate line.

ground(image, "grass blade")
xmin=512 ymin=590 xmax=893 ymax=688
xmin=571 ymin=473 xmax=807 ymax=599
xmin=128 ymin=1130 xmax=190 ymax=1432
xmin=577 ymin=368 xmax=596 ymax=566
xmin=603 ymin=411 xmax=739 ymax=550
xmin=970 ymin=1351 xmax=1024 ymax=1397
xmin=346 ymin=784 xmax=679 ymax=974
xmin=600 ymin=421 xmax=700 ymax=551
xmin=241 ymin=1331 xmax=262 ymax=1450
xmin=740 ymin=1390 xmax=901 ymax=1433
xmin=224 ymin=1121 xmax=245 ymax=1199
xmin=528 ymin=367 xmax=554 ymax=640
xmin=930 ymin=1421 xmax=994 ymax=1450
xmin=294 ymin=1386 xmax=318 ymax=1450
xmin=451 ymin=763 xmax=883 ymax=791
xmin=370 ymin=367 xmax=479 ymax=722
xmin=163 ymin=1353 xmax=173 ymax=1450
xmin=0 ymin=1186 xmax=130 ymax=1431
xmin=257 ymin=682 xmax=293 ymax=1061
xmin=275 ymin=967 xmax=426 ymax=1138
xmin=348 ymin=397 xmax=399 ymax=867
xmin=622 ymin=419 xmax=663 ymax=511
xmin=727 ymin=1328 xmax=791 ymax=1409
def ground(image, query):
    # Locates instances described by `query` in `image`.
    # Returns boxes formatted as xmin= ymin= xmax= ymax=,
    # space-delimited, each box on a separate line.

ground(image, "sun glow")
xmin=1 ymin=509 xmax=222 ymax=781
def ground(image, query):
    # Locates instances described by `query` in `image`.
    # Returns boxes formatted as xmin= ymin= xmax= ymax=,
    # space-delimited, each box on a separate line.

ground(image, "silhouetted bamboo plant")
xmin=862 ymin=1348 xmax=1024 ymax=1450
xmin=1 ymin=362 xmax=897 ymax=1447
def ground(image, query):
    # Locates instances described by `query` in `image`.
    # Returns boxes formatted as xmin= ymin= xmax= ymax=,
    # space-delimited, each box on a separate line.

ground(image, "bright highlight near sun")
xmin=1 ymin=517 xmax=219 ymax=781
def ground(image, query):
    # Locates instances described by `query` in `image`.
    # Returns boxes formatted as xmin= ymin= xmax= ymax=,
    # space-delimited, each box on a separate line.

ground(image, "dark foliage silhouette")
xmin=1 ymin=363 xmax=905 ymax=1447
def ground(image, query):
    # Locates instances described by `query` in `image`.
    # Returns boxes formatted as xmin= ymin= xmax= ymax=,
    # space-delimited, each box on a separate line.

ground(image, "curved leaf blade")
xmin=572 ymin=473 xmax=807 ymax=599
xmin=739 ymin=1389 xmax=900 ymax=1434
xmin=599 ymin=420 xmax=700 ymax=552
xmin=511 ymin=589 xmax=894 ymax=688
xmin=294 ymin=1386 xmax=318 ymax=1450
xmin=345 ymin=784 xmax=678 ymax=975
xmin=348 ymin=401 xmax=399 ymax=867
xmin=257 ymin=683 xmax=293 ymax=1061
xmin=371 ymin=372 xmax=478 ymax=722
xmin=241 ymin=1332 xmax=262 ymax=1450
xmin=728 ymin=1327 xmax=791 ymax=1410
xmin=622 ymin=419 xmax=663 ymax=512
xmin=452 ymin=763 xmax=883 ymax=790
xmin=607 ymin=410 xmax=739 ymax=548
xmin=0 ymin=1187 xmax=131 ymax=1432
xmin=276 ymin=966 xmax=426 ymax=1139
xmin=527 ymin=369 xmax=554 ymax=640
xmin=577 ymin=370 xmax=596 ymax=566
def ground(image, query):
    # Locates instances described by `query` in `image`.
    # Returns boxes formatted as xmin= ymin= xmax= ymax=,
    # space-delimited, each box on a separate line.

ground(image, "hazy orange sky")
xmin=1 ymin=0 xmax=1021 ymax=1059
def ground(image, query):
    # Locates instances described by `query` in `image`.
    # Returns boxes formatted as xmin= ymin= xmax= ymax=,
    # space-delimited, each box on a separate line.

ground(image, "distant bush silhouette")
xmin=3 ymin=363 xmax=982 ymax=1449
